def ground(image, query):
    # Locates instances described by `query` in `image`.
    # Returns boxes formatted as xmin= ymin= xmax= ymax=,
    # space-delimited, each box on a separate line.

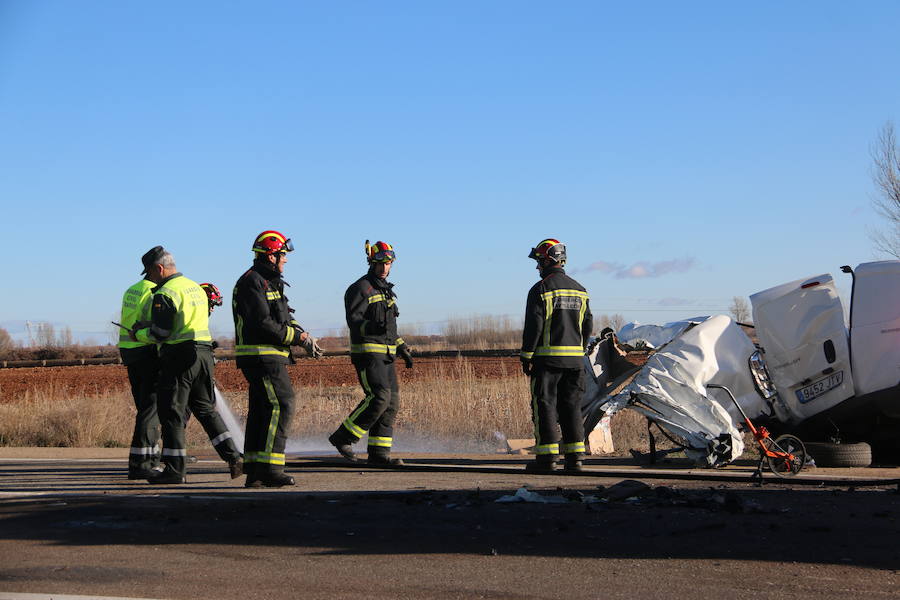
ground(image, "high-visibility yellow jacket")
xmin=134 ymin=273 xmax=212 ymax=346
xmin=521 ymin=266 xmax=593 ymax=369
xmin=232 ymin=260 xmax=303 ymax=366
xmin=345 ymin=273 xmax=404 ymax=356
xmin=118 ymin=278 xmax=157 ymax=364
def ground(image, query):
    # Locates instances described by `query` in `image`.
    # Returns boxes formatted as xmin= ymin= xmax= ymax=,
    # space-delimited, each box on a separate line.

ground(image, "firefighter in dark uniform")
xmin=118 ymin=249 xmax=161 ymax=479
xmin=328 ymin=240 xmax=413 ymax=465
xmin=232 ymin=230 xmax=322 ymax=488
xmin=520 ymin=238 xmax=593 ymax=473
xmin=130 ymin=246 xmax=243 ymax=484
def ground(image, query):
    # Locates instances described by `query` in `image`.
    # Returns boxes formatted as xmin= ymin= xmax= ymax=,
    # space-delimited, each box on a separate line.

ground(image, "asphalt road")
xmin=1 ymin=449 xmax=899 ymax=600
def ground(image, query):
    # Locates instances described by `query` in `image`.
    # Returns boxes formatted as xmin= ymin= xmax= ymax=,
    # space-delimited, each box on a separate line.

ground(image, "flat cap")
xmin=140 ymin=245 xmax=166 ymax=274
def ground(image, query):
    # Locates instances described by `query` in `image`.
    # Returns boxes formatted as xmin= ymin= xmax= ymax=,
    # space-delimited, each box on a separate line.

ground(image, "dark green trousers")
xmin=157 ymin=343 xmax=240 ymax=477
xmin=125 ymin=355 xmax=160 ymax=472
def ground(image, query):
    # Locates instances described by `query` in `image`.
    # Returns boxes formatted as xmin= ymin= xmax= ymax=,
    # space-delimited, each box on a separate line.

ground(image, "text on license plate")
xmin=795 ymin=370 xmax=844 ymax=404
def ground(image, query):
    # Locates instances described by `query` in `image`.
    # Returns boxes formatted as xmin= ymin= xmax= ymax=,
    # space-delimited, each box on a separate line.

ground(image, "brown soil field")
xmin=0 ymin=356 xmax=523 ymax=402
xmin=0 ymin=353 xmax=650 ymax=403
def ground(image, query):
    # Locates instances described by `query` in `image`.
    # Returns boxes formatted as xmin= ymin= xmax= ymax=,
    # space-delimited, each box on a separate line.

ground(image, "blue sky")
xmin=1 ymin=1 xmax=897 ymax=343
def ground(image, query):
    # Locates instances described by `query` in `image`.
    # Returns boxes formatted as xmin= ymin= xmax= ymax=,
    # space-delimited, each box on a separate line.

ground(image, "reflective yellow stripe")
xmin=245 ymin=451 xmax=285 ymax=465
xmin=263 ymin=377 xmax=280 ymax=455
xmin=539 ymin=289 xmax=589 ymax=300
xmin=534 ymin=346 xmax=585 ymax=357
xmin=542 ymin=293 xmax=554 ymax=349
xmin=236 ymin=345 xmax=290 ymax=357
xmin=535 ymin=443 xmax=559 ymax=455
xmin=562 ymin=442 xmax=586 ymax=454
xmin=395 ymin=337 xmax=405 ymax=346
xmin=283 ymin=326 xmax=295 ymax=345
xmin=520 ymin=351 xmax=534 ymax=359
xmin=342 ymin=419 xmax=366 ymax=438
xmin=265 ymin=291 xmax=282 ymax=300
xmin=367 ymin=436 xmax=392 ymax=448
xmin=343 ymin=369 xmax=372 ymax=439
xmin=367 ymin=294 xmax=385 ymax=304
xmin=350 ymin=343 xmax=397 ymax=354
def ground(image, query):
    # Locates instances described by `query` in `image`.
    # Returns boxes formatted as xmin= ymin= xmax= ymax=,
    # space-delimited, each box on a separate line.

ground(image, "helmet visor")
xmin=371 ymin=248 xmax=395 ymax=263
xmin=282 ymin=238 xmax=294 ymax=253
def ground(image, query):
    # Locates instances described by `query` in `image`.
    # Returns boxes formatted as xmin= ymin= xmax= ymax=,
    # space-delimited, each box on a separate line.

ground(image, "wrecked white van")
xmin=582 ymin=260 xmax=900 ymax=467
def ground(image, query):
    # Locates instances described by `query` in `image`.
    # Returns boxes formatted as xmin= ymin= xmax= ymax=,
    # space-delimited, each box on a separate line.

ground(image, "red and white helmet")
xmin=252 ymin=230 xmax=294 ymax=255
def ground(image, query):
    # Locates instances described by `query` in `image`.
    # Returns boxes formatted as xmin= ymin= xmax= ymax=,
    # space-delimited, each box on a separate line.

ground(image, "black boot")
xmin=246 ymin=464 xmax=295 ymax=488
xmin=228 ymin=457 xmax=244 ymax=479
xmin=367 ymin=448 xmax=404 ymax=466
xmin=328 ymin=431 xmax=358 ymax=463
xmin=243 ymin=462 xmax=261 ymax=488
xmin=564 ymin=453 xmax=584 ymax=473
xmin=147 ymin=466 xmax=186 ymax=484
xmin=128 ymin=467 xmax=159 ymax=480
xmin=525 ymin=454 xmax=557 ymax=473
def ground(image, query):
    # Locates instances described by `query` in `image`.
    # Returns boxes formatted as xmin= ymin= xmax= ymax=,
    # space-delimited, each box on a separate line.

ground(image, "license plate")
xmin=795 ymin=370 xmax=844 ymax=404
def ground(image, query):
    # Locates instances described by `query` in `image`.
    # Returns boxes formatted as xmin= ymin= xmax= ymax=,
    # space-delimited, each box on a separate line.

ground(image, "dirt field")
xmin=0 ymin=356 xmax=527 ymax=403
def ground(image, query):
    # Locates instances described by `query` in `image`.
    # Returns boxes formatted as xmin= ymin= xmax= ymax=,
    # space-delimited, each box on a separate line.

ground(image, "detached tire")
xmin=805 ymin=442 xmax=872 ymax=468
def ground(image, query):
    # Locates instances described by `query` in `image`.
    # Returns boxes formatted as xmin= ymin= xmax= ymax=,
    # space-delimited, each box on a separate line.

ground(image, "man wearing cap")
xmin=130 ymin=246 xmax=243 ymax=484
xmin=118 ymin=249 xmax=162 ymax=479
xmin=328 ymin=240 xmax=413 ymax=466
xmin=232 ymin=231 xmax=322 ymax=488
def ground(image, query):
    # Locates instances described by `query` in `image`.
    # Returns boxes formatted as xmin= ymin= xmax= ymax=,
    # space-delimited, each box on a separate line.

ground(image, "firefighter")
xmin=118 ymin=249 xmax=161 ymax=479
xmin=520 ymin=238 xmax=593 ymax=473
xmin=130 ymin=247 xmax=243 ymax=484
xmin=328 ymin=240 xmax=413 ymax=466
xmin=232 ymin=230 xmax=322 ymax=488
xmin=200 ymin=282 xmax=224 ymax=316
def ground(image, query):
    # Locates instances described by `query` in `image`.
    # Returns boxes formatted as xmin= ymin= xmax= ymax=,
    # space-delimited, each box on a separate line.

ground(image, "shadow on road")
xmin=1 ymin=464 xmax=898 ymax=571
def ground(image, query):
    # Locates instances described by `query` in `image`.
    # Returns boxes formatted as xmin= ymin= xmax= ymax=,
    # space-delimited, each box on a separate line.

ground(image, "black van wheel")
xmin=805 ymin=442 xmax=872 ymax=468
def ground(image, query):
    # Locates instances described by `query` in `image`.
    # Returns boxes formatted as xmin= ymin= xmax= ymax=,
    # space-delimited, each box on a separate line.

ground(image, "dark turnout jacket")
xmin=521 ymin=266 xmax=593 ymax=369
xmin=232 ymin=260 xmax=302 ymax=367
xmin=345 ymin=273 xmax=404 ymax=356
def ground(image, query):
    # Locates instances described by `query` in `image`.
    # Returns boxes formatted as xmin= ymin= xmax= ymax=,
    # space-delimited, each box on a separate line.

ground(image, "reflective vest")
xmin=154 ymin=275 xmax=212 ymax=344
xmin=118 ymin=279 xmax=155 ymax=349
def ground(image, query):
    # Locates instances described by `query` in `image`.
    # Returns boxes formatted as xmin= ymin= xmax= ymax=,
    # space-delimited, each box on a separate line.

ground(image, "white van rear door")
xmin=750 ymin=273 xmax=855 ymax=422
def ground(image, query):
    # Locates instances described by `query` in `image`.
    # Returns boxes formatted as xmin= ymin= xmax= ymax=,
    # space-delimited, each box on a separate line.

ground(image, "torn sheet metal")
xmin=597 ymin=316 xmax=770 ymax=467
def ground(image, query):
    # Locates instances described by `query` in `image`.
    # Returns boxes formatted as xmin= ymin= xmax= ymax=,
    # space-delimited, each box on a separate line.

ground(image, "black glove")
xmin=397 ymin=343 xmax=413 ymax=369
xmin=520 ymin=357 xmax=532 ymax=376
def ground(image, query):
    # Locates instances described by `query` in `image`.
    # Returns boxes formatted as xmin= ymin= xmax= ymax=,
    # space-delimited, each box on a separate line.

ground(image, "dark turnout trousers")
xmin=240 ymin=362 xmax=295 ymax=473
xmin=157 ymin=343 xmax=241 ymax=477
xmin=335 ymin=354 xmax=399 ymax=455
xmin=125 ymin=354 xmax=160 ymax=473
xmin=529 ymin=365 xmax=586 ymax=457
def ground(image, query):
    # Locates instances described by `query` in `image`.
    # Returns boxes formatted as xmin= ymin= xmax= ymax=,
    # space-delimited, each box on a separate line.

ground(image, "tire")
xmin=804 ymin=442 xmax=872 ymax=468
